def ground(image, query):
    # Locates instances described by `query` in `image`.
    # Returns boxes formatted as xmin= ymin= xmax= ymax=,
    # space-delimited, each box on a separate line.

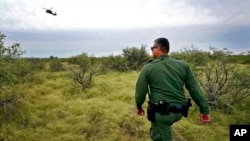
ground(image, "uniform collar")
xmin=158 ymin=55 xmax=169 ymax=60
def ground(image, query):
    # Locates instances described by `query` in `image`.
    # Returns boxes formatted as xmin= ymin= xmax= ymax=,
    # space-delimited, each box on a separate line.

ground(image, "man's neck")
xmin=157 ymin=52 xmax=168 ymax=58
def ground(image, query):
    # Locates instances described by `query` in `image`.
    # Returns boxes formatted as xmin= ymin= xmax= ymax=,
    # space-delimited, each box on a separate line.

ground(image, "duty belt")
xmin=149 ymin=99 xmax=192 ymax=117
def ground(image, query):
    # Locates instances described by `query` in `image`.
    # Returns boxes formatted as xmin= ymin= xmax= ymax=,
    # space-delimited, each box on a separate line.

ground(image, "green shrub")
xmin=49 ymin=59 xmax=64 ymax=72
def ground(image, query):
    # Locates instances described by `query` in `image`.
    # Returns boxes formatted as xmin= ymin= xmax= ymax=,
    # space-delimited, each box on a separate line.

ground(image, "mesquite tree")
xmin=171 ymin=46 xmax=250 ymax=113
xmin=0 ymin=32 xmax=26 ymax=123
xmin=0 ymin=32 xmax=26 ymax=91
xmin=194 ymin=48 xmax=250 ymax=113
xmin=68 ymin=53 xmax=98 ymax=90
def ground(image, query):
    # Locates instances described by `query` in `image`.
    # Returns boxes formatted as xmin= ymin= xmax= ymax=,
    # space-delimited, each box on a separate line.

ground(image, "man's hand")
xmin=199 ymin=114 xmax=211 ymax=123
xmin=137 ymin=109 xmax=145 ymax=116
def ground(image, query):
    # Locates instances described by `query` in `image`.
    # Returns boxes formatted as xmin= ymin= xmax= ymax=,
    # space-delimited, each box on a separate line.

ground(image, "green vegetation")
xmin=1 ymin=69 xmax=249 ymax=141
xmin=1 ymin=32 xmax=250 ymax=141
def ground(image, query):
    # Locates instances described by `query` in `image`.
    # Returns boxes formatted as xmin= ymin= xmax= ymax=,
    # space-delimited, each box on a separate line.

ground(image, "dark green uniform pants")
xmin=150 ymin=112 xmax=182 ymax=141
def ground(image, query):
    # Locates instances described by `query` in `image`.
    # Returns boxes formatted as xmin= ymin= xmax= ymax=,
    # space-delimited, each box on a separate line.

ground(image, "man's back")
xmin=144 ymin=55 xmax=188 ymax=105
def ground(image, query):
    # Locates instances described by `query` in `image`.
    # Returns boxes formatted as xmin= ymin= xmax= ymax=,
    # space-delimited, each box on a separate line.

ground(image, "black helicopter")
xmin=43 ymin=7 xmax=57 ymax=16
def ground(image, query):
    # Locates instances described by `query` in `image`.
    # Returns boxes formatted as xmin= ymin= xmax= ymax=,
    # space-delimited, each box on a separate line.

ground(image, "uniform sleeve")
xmin=135 ymin=67 xmax=149 ymax=109
xmin=184 ymin=65 xmax=210 ymax=114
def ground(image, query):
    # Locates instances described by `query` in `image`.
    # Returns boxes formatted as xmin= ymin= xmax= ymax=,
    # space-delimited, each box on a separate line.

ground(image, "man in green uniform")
xmin=135 ymin=37 xmax=210 ymax=141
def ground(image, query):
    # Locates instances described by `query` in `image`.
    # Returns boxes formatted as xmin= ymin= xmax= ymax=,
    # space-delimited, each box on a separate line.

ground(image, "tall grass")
xmin=0 ymin=69 xmax=248 ymax=141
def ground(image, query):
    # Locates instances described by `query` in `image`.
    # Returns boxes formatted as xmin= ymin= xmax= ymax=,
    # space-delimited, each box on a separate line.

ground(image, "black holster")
xmin=147 ymin=101 xmax=156 ymax=122
xmin=181 ymin=98 xmax=192 ymax=117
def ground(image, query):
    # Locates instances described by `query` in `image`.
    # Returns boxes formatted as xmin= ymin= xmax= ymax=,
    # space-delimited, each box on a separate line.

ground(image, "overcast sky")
xmin=1 ymin=0 xmax=250 ymax=58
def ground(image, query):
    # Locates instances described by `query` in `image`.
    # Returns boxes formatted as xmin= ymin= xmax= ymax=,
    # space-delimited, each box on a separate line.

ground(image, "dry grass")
xmin=0 ymin=68 xmax=247 ymax=141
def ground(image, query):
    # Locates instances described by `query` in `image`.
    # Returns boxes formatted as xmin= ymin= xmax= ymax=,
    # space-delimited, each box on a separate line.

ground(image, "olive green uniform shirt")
xmin=135 ymin=55 xmax=209 ymax=114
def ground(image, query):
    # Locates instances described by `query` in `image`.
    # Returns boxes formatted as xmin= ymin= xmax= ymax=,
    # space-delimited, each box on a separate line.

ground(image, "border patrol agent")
xmin=135 ymin=37 xmax=210 ymax=141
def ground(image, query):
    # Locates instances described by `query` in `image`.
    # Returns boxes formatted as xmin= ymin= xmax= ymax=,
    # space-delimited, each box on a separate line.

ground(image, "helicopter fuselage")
xmin=43 ymin=8 xmax=57 ymax=16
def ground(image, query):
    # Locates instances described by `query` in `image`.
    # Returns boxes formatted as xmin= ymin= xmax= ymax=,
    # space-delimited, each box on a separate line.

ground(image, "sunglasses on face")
xmin=151 ymin=46 xmax=158 ymax=51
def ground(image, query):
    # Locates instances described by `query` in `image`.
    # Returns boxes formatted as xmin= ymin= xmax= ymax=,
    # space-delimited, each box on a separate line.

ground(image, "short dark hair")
xmin=154 ymin=37 xmax=170 ymax=53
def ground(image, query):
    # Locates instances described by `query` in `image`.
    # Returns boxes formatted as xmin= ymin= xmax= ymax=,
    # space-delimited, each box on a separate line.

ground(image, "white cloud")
xmin=53 ymin=0 xmax=218 ymax=29
xmin=1 ymin=0 xmax=219 ymax=30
